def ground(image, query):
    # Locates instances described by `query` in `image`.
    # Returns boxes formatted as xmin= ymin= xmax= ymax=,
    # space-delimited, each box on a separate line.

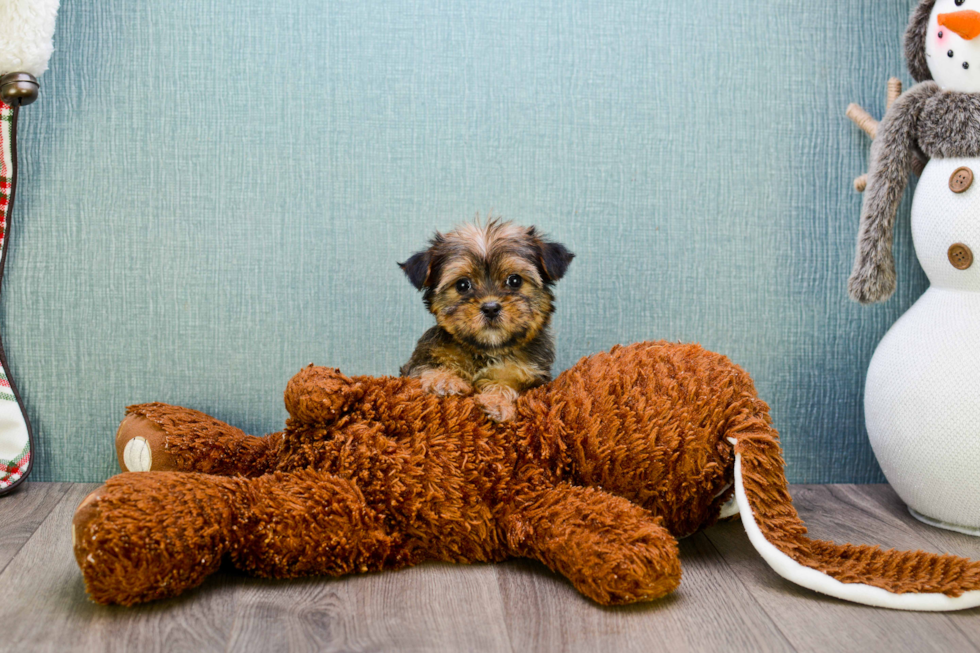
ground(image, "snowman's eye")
xmin=956 ymin=0 xmax=966 ymax=6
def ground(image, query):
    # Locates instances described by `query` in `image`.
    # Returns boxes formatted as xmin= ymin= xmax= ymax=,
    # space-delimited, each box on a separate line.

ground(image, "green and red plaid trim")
xmin=0 ymin=441 xmax=29 ymax=490
xmin=0 ymin=101 xmax=9 ymax=250
xmin=0 ymin=368 xmax=15 ymax=403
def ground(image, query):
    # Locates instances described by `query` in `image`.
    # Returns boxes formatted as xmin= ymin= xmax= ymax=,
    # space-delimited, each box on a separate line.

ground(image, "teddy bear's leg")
xmin=116 ymin=403 xmax=282 ymax=476
xmin=501 ymin=483 xmax=681 ymax=605
xmin=72 ymin=471 xmax=244 ymax=606
xmin=228 ymin=468 xmax=410 ymax=579
xmin=73 ymin=469 xmax=407 ymax=606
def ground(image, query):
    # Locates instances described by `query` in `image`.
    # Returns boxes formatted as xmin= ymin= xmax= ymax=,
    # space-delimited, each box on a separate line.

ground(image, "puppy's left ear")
xmin=535 ymin=238 xmax=575 ymax=283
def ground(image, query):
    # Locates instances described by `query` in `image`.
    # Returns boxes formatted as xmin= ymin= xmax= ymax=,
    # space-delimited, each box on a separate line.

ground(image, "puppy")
xmin=399 ymin=219 xmax=574 ymax=422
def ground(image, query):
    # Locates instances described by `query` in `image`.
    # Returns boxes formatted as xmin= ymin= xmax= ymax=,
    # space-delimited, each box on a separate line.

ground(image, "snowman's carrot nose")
xmin=939 ymin=10 xmax=980 ymax=41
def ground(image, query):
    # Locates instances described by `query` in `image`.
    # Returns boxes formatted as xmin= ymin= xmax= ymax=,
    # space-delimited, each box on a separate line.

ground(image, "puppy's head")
xmin=400 ymin=219 xmax=574 ymax=351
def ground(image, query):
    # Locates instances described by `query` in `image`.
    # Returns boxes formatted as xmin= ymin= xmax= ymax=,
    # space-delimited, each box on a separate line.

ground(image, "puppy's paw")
xmin=475 ymin=388 xmax=518 ymax=422
xmin=419 ymin=368 xmax=474 ymax=396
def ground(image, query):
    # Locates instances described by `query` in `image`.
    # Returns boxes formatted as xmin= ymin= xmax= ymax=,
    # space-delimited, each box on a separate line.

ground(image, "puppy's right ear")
xmin=399 ymin=250 xmax=433 ymax=290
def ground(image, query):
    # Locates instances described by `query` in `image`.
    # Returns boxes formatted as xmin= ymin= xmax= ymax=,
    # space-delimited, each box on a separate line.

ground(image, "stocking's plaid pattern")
xmin=0 ymin=102 xmax=8 ymax=249
xmin=0 ymin=101 xmax=30 ymax=492
xmin=0 ymin=443 xmax=29 ymax=487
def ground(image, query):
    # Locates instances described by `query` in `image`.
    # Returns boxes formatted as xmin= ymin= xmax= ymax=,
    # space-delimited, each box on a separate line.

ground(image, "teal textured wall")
xmin=10 ymin=0 xmax=925 ymax=482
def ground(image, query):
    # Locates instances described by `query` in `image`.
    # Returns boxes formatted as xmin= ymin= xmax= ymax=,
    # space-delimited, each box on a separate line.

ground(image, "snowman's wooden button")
xmin=948 ymin=243 xmax=974 ymax=270
xmin=950 ymin=167 xmax=974 ymax=193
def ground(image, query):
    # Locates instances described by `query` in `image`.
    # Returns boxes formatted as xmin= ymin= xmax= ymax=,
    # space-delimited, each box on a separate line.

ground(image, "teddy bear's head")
xmin=284 ymin=365 xmax=366 ymax=424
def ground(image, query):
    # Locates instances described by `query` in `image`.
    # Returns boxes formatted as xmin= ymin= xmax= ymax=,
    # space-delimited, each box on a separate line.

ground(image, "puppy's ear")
xmin=536 ymin=239 xmax=575 ymax=283
xmin=399 ymin=250 xmax=433 ymax=290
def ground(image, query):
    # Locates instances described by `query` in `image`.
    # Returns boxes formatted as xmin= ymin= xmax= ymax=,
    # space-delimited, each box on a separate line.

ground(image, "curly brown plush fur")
xmin=74 ymin=342 xmax=980 ymax=609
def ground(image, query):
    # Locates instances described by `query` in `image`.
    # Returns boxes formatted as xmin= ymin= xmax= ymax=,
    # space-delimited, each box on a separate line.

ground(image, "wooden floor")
xmin=2 ymin=483 xmax=980 ymax=652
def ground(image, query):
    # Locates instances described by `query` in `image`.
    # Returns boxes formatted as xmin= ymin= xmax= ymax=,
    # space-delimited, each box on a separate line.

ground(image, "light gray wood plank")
xmin=812 ymin=485 xmax=980 ymax=647
xmin=705 ymin=484 xmax=980 ymax=653
xmin=842 ymin=484 xmax=980 ymax=558
xmin=496 ymin=533 xmax=794 ymax=653
xmin=226 ymin=562 xmax=514 ymax=653
xmin=6 ymin=483 xmax=980 ymax=653
xmin=0 ymin=482 xmax=70 ymax=573
xmin=0 ymin=483 xmax=102 ymax=653
xmin=0 ymin=483 xmax=239 ymax=653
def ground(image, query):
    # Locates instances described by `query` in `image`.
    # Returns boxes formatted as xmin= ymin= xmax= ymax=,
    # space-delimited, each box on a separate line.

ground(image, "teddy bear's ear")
xmin=284 ymin=366 xmax=365 ymax=424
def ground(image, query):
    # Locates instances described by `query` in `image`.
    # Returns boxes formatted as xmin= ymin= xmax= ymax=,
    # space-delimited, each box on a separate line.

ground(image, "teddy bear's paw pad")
xmin=122 ymin=437 xmax=152 ymax=472
xmin=115 ymin=413 xmax=173 ymax=472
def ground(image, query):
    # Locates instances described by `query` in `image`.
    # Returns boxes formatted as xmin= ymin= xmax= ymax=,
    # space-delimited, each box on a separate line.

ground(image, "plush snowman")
xmin=851 ymin=0 xmax=980 ymax=534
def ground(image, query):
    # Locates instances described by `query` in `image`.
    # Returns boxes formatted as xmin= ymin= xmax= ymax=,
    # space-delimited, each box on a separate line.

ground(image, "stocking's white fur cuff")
xmin=0 ymin=0 xmax=60 ymax=77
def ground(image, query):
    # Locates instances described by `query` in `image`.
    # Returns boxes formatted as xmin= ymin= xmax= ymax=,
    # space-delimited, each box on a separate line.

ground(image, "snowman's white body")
xmin=865 ymin=156 xmax=980 ymax=533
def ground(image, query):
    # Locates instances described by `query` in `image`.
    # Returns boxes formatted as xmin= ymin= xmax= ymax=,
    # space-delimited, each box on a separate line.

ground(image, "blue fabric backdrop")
xmin=10 ymin=0 xmax=925 ymax=482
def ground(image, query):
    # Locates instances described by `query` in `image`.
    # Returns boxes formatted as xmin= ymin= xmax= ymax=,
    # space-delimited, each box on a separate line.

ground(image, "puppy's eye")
xmin=455 ymin=278 xmax=471 ymax=294
xmin=506 ymin=274 xmax=523 ymax=289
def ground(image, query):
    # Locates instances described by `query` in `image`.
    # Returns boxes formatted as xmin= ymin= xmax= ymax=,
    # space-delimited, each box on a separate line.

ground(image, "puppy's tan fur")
xmin=400 ymin=219 xmax=574 ymax=421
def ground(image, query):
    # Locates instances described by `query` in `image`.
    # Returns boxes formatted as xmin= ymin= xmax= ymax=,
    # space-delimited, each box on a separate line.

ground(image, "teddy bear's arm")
xmin=115 ymin=403 xmax=282 ymax=476
xmin=501 ymin=483 xmax=681 ymax=605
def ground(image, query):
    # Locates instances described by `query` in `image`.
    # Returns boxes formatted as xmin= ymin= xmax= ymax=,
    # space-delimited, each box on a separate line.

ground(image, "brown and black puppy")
xmin=399 ymin=219 xmax=574 ymax=421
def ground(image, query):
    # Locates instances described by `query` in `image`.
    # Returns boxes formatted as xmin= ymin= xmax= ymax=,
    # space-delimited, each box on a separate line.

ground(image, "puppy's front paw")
xmin=475 ymin=390 xmax=518 ymax=422
xmin=419 ymin=369 xmax=474 ymax=396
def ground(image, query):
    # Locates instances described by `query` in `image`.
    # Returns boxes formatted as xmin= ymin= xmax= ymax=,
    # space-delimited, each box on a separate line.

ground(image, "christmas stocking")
xmin=0 ymin=0 xmax=60 ymax=494
xmin=0 ymin=100 xmax=32 ymax=493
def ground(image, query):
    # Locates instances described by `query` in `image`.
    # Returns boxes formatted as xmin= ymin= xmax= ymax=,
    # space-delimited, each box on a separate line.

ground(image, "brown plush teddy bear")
xmin=72 ymin=342 xmax=980 ymax=610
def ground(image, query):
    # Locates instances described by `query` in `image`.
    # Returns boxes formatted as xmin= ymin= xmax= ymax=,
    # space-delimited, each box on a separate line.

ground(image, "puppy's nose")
xmin=480 ymin=301 xmax=502 ymax=319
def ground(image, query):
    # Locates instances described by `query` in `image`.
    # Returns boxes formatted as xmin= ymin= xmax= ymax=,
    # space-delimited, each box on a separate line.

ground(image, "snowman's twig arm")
xmin=848 ymin=82 xmax=938 ymax=304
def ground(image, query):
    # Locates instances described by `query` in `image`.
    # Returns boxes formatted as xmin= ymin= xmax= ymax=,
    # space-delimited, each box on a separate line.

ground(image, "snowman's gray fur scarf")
xmin=849 ymin=0 xmax=980 ymax=303
xmin=905 ymin=0 xmax=936 ymax=84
